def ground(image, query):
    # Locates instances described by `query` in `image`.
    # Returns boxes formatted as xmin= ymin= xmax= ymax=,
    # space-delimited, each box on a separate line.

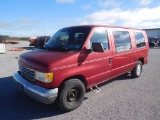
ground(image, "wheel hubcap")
xmin=137 ymin=64 xmax=141 ymax=75
xmin=67 ymin=89 xmax=78 ymax=104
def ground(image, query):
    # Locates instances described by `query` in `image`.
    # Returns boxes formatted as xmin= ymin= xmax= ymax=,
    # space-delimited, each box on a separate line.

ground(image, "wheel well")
xmin=59 ymin=75 xmax=87 ymax=89
xmin=138 ymin=58 xmax=144 ymax=65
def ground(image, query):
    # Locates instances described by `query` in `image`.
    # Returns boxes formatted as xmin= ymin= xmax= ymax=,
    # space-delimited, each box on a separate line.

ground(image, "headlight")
xmin=35 ymin=71 xmax=54 ymax=83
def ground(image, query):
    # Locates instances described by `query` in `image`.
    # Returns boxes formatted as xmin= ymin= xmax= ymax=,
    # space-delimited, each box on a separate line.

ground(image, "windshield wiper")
xmin=44 ymin=45 xmax=71 ymax=52
xmin=56 ymin=46 xmax=70 ymax=52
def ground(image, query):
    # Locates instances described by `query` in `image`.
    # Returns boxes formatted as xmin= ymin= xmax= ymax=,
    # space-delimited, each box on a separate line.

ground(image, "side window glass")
xmin=90 ymin=28 xmax=109 ymax=50
xmin=113 ymin=31 xmax=132 ymax=52
xmin=134 ymin=32 xmax=146 ymax=48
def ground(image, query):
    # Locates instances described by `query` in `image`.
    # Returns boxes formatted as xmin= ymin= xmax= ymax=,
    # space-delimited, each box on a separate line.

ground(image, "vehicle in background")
xmin=148 ymin=37 xmax=159 ymax=47
xmin=13 ymin=25 xmax=149 ymax=112
xmin=29 ymin=36 xmax=51 ymax=48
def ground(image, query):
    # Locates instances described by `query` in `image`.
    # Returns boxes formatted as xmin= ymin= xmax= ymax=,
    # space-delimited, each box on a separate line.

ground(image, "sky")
xmin=0 ymin=0 xmax=160 ymax=37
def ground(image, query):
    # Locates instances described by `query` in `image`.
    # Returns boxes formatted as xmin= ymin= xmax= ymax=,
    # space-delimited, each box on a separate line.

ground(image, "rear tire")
xmin=56 ymin=79 xmax=85 ymax=112
xmin=131 ymin=61 xmax=142 ymax=78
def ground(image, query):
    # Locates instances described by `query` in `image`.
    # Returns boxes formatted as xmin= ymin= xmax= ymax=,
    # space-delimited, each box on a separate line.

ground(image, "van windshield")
xmin=44 ymin=26 xmax=91 ymax=51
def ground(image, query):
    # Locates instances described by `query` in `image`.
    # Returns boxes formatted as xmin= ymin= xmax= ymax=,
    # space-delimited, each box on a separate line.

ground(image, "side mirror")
xmin=92 ymin=43 xmax=104 ymax=52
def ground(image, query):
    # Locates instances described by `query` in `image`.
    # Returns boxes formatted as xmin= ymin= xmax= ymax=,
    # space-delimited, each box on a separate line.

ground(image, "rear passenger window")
xmin=134 ymin=32 xmax=146 ymax=48
xmin=113 ymin=31 xmax=132 ymax=52
xmin=90 ymin=28 xmax=109 ymax=50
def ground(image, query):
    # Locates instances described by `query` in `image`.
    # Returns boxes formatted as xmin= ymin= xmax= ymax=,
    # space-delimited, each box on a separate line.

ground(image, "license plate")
xmin=17 ymin=82 xmax=24 ymax=91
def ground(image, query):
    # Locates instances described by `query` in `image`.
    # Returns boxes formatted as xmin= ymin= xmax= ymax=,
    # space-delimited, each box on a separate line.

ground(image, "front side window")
xmin=45 ymin=26 xmax=91 ymax=51
xmin=113 ymin=31 xmax=132 ymax=52
xmin=90 ymin=27 xmax=109 ymax=50
xmin=134 ymin=32 xmax=146 ymax=48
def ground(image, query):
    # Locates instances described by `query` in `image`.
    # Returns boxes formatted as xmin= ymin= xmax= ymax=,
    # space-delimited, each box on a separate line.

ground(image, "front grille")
xmin=19 ymin=65 xmax=35 ymax=82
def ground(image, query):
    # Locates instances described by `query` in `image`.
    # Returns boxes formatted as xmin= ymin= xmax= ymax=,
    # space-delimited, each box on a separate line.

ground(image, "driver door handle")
xmin=109 ymin=58 xmax=112 ymax=65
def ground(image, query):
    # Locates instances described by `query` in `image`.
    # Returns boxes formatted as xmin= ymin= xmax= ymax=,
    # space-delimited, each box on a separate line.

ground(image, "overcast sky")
xmin=0 ymin=0 xmax=160 ymax=37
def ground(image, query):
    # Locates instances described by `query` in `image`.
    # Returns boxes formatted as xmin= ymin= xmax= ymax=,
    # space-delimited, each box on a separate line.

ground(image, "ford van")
xmin=13 ymin=25 xmax=149 ymax=112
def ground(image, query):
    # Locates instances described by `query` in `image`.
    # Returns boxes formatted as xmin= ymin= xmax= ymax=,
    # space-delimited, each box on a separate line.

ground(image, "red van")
xmin=13 ymin=25 xmax=149 ymax=112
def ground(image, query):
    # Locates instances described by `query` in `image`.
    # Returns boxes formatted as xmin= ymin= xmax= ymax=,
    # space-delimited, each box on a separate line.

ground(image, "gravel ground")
xmin=0 ymin=41 xmax=160 ymax=120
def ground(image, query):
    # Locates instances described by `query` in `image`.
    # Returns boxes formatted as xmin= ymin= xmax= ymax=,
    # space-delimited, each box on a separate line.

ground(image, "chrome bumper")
xmin=13 ymin=71 xmax=58 ymax=104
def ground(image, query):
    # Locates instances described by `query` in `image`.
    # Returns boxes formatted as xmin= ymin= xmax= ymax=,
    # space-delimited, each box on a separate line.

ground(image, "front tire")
xmin=131 ymin=61 xmax=142 ymax=78
xmin=56 ymin=79 xmax=85 ymax=112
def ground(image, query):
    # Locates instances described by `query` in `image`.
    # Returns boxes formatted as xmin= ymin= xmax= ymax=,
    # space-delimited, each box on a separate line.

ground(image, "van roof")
xmin=66 ymin=25 xmax=143 ymax=31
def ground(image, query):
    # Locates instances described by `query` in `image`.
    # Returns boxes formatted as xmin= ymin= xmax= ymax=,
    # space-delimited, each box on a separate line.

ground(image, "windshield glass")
xmin=44 ymin=26 xmax=91 ymax=51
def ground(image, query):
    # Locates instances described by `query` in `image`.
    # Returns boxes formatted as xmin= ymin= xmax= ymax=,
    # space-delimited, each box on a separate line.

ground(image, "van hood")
xmin=19 ymin=49 xmax=78 ymax=71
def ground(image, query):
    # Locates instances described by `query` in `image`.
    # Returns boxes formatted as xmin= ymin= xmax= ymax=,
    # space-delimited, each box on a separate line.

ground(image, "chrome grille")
xmin=19 ymin=65 xmax=35 ymax=82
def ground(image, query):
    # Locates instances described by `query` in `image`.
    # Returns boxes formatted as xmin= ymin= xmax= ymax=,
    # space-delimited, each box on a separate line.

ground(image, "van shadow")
xmin=86 ymin=73 xmax=133 ymax=93
xmin=0 ymin=76 xmax=64 ymax=120
xmin=0 ymin=74 xmax=133 ymax=119
xmin=100 ymin=73 xmax=133 ymax=87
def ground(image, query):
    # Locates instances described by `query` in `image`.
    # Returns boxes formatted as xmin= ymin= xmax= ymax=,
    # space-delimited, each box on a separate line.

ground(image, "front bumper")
xmin=13 ymin=71 xmax=58 ymax=104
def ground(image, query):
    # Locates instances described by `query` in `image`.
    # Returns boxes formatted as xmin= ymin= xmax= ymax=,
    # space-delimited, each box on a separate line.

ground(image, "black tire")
xmin=56 ymin=79 xmax=85 ymax=112
xmin=131 ymin=61 xmax=142 ymax=78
